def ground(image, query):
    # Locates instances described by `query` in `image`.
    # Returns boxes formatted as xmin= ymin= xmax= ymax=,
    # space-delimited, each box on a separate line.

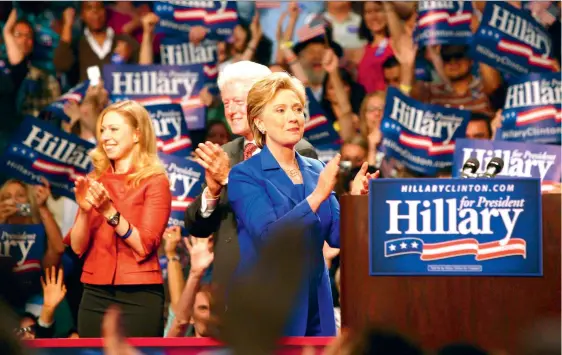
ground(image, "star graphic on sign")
xmin=411 ymin=241 xmax=419 ymax=249
xmin=12 ymin=147 xmax=17 ymax=153
xmin=480 ymin=29 xmax=486 ymax=35
xmin=29 ymin=153 xmax=35 ymax=158
xmin=400 ymin=242 xmax=407 ymax=249
xmin=494 ymin=34 xmax=499 ymax=39
xmin=389 ymin=244 xmax=397 ymax=251
xmin=488 ymin=30 xmax=494 ymax=36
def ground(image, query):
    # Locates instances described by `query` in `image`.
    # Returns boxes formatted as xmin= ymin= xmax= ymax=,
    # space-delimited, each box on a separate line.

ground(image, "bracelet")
xmin=167 ymin=255 xmax=180 ymax=262
xmin=280 ymin=41 xmax=293 ymax=50
xmin=117 ymin=222 xmax=133 ymax=240
xmin=399 ymin=84 xmax=412 ymax=94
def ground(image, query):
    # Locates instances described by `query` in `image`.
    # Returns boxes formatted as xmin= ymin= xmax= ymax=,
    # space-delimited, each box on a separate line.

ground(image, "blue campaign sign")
xmin=303 ymin=88 xmax=340 ymax=147
xmin=158 ymin=153 xmax=205 ymax=235
xmin=369 ymin=178 xmax=542 ymax=276
xmin=0 ymin=116 xmax=95 ymax=200
xmin=146 ymin=104 xmax=193 ymax=156
xmin=453 ymin=138 xmax=561 ymax=184
xmin=103 ymin=64 xmax=216 ymax=130
xmin=40 ymin=80 xmax=90 ymax=122
xmin=414 ymin=0 xmax=473 ymax=46
xmin=471 ymin=1 xmax=557 ymax=75
xmin=381 ymin=87 xmax=470 ymax=176
xmin=160 ymin=37 xmax=219 ymax=66
xmin=154 ymin=0 xmax=238 ymax=39
xmin=497 ymin=72 xmax=561 ymax=144
xmin=0 ymin=224 xmax=46 ymax=274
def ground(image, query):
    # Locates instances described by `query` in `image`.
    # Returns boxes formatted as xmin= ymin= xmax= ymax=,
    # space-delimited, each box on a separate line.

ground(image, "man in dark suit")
xmin=185 ymin=61 xmax=317 ymax=316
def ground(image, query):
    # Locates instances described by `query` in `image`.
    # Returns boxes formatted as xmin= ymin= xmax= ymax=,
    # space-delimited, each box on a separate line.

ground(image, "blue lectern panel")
xmin=369 ymin=178 xmax=542 ymax=276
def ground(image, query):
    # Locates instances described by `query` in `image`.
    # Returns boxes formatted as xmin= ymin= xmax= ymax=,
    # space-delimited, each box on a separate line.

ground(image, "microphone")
xmin=481 ymin=157 xmax=504 ymax=178
xmin=461 ymin=157 xmax=480 ymax=178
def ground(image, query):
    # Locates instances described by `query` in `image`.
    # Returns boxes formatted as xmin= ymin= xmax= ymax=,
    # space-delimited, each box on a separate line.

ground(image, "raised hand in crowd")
xmin=189 ymin=26 xmax=208 ymax=46
xmin=350 ymin=162 xmax=380 ymax=196
xmin=199 ymin=87 xmax=214 ymax=107
xmin=194 ymin=142 xmax=230 ymax=197
xmin=102 ymin=306 xmax=142 ymax=355
xmin=164 ymin=226 xmax=183 ymax=259
xmin=40 ymin=266 xmax=67 ymax=326
xmin=141 ymin=12 xmax=160 ymax=34
xmin=185 ymin=236 xmax=214 ymax=275
xmin=33 ymin=177 xmax=51 ymax=207
xmin=60 ymin=7 xmax=76 ymax=43
xmin=322 ymin=48 xmax=339 ymax=75
xmin=307 ymin=154 xmax=341 ymax=212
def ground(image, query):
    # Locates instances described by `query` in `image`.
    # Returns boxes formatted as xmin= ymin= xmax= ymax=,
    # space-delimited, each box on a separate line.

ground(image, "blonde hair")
xmin=0 ymin=179 xmax=41 ymax=224
xmin=90 ymin=100 xmax=166 ymax=186
xmin=359 ymin=90 xmax=386 ymax=139
xmin=246 ymin=72 xmax=306 ymax=148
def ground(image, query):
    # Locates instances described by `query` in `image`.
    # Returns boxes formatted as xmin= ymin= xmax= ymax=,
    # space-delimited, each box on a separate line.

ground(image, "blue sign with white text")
xmin=453 ymin=138 xmax=562 ymax=184
xmin=160 ymin=37 xmax=219 ymax=65
xmin=40 ymin=80 xmax=90 ymax=122
xmin=471 ymin=1 xmax=557 ymax=75
xmin=103 ymin=64 xmax=216 ymax=130
xmin=497 ymin=72 xmax=561 ymax=144
xmin=369 ymin=178 xmax=542 ymax=276
xmin=414 ymin=0 xmax=473 ymax=46
xmin=0 ymin=116 xmax=95 ymax=200
xmin=304 ymin=88 xmax=340 ymax=147
xmin=0 ymin=224 xmax=45 ymax=274
xmin=381 ymin=88 xmax=470 ymax=176
xmin=159 ymin=153 xmax=205 ymax=235
xmin=146 ymin=104 xmax=193 ymax=156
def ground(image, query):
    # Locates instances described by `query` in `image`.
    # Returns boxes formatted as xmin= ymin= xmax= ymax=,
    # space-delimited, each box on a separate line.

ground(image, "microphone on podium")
xmin=460 ymin=157 xmax=480 ymax=178
xmin=480 ymin=157 xmax=504 ymax=178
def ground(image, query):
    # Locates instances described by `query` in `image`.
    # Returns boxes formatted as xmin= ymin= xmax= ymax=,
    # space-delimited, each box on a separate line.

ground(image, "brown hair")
xmin=246 ymin=72 xmax=306 ymax=148
xmin=0 ymin=180 xmax=41 ymax=224
xmin=90 ymin=100 xmax=166 ymax=186
xmin=359 ymin=90 xmax=387 ymax=139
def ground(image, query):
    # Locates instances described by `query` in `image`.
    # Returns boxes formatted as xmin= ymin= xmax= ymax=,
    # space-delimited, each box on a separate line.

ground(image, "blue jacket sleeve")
xmin=228 ymin=165 xmax=320 ymax=245
xmin=327 ymin=192 xmax=340 ymax=248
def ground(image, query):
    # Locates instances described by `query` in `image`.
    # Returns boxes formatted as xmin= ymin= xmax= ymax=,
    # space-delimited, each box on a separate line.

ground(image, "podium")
xmin=340 ymin=192 xmax=561 ymax=353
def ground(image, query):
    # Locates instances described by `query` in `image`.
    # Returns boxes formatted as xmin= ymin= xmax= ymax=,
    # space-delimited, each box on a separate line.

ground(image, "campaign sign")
xmin=497 ymin=72 xmax=561 ymax=144
xmin=146 ymin=104 xmax=193 ymax=156
xmin=381 ymin=88 xmax=470 ymax=176
xmin=304 ymin=88 xmax=340 ymax=147
xmin=154 ymin=0 xmax=238 ymax=39
xmin=414 ymin=0 xmax=473 ymax=46
xmin=40 ymin=80 xmax=90 ymax=122
xmin=103 ymin=64 xmax=215 ymax=130
xmin=315 ymin=143 xmax=341 ymax=164
xmin=159 ymin=153 xmax=205 ymax=234
xmin=471 ymin=1 xmax=557 ymax=75
xmin=0 ymin=116 xmax=94 ymax=200
xmin=453 ymin=138 xmax=561 ymax=185
xmin=31 ymin=23 xmax=59 ymax=74
xmin=369 ymin=178 xmax=542 ymax=276
xmin=0 ymin=224 xmax=45 ymax=274
xmin=160 ymin=37 xmax=219 ymax=65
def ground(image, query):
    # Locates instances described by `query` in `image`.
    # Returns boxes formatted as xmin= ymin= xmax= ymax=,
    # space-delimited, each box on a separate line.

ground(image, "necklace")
xmin=281 ymin=160 xmax=302 ymax=182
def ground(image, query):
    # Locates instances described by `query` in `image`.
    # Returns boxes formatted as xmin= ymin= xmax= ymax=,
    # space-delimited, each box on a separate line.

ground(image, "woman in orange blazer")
xmin=64 ymin=100 xmax=171 ymax=337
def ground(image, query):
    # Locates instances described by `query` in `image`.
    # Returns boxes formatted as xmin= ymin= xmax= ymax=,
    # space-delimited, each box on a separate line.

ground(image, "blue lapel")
xmin=260 ymin=145 xmax=314 ymax=207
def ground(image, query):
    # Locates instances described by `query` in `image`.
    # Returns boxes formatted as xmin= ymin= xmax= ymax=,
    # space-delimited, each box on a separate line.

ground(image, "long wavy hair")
xmin=0 ymin=180 xmax=41 ymax=224
xmin=90 ymin=100 xmax=166 ymax=186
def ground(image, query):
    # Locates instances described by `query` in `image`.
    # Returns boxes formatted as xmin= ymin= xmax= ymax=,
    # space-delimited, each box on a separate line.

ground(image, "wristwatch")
xmin=106 ymin=211 xmax=121 ymax=227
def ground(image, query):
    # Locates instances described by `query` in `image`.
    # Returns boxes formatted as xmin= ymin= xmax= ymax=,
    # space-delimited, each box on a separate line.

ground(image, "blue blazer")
xmin=228 ymin=145 xmax=339 ymax=336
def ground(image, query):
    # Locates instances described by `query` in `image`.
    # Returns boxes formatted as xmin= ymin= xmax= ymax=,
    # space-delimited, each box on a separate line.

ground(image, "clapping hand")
xmin=314 ymin=154 xmax=341 ymax=202
xmin=86 ymin=179 xmax=113 ymax=215
xmin=194 ymin=142 xmax=230 ymax=195
xmin=350 ymin=162 xmax=380 ymax=196
xmin=184 ymin=236 xmax=214 ymax=276
xmin=74 ymin=177 xmax=93 ymax=212
xmin=164 ymin=226 xmax=182 ymax=258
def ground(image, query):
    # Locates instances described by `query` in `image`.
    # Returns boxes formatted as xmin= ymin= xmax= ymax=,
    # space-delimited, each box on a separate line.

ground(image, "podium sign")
xmin=369 ymin=178 xmax=542 ymax=276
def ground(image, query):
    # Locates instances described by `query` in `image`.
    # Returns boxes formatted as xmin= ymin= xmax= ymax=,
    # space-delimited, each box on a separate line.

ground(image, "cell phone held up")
xmin=87 ymin=66 xmax=101 ymax=87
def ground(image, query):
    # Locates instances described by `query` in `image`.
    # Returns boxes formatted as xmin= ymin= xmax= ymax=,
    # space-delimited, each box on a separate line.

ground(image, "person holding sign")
xmin=65 ymin=100 xmax=172 ymax=338
xmin=228 ymin=72 xmax=377 ymax=336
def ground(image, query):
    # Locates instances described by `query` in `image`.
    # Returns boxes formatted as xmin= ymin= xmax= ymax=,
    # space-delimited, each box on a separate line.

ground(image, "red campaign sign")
xmin=26 ymin=337 xmax=334 ymax=354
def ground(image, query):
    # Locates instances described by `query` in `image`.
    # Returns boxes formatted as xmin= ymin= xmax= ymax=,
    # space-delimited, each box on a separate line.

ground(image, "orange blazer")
xmin=64 ymin=171 xmax=171 ymax=285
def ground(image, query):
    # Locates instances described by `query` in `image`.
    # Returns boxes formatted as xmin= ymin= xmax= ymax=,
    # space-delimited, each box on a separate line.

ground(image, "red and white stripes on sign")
xmin=398 ymin=131 xmax=455 ymax=155
xmin=420 ymin=238 xmax=527 ymax=261
xmin=171 ymin=197 xmax=194 ymax=210
xmin=137 ymin=97 xmax=204 ymax=109
xmin=516 ymin=105 xmax=562 ymax=126
xmin=417 ymin=10 xmax=472 ymax=28
xmin=173 ymin=9 xmax=237 ymax=24
xmin=304 ymin=115 xmax=328 ymax=131
xmin=60 ymin=93 xmax=82 ymax=102
xmin=498 ymin=39 xmax=556 ymax=70
xmin=32 ymin=159 xmax=85 ymax=182
xmin=157 ymin=136 xmax=192 ymax=154
xmin=13 ymin=260 xmax=42 ymax=273
xmin=297 ymin=23 xmax=326 ymax=42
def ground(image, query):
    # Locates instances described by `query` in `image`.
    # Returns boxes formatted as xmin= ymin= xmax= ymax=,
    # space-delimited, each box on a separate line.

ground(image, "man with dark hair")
xmin=466 ymin=112 xmax=493 ymax=140
xmin=382 ymin=56 xmax=401 ymax=88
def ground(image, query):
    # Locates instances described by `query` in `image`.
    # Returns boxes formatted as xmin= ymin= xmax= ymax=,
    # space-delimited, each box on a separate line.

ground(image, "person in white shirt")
xmin=323 ymin=1 xmax=367 ymax=50
xmin=184 ymin=61 xmax=317 ymax=320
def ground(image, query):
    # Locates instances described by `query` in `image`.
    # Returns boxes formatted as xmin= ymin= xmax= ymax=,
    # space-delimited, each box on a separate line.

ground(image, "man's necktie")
xmin=243 ymin=143 xmax=258 ymax=161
